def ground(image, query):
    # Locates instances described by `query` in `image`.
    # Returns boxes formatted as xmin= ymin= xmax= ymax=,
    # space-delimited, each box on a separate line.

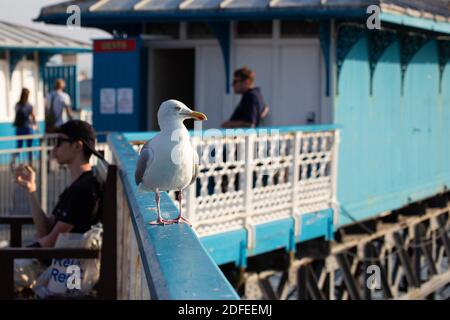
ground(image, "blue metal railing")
xmin=108 ymin=132 xmax=239 ymax=300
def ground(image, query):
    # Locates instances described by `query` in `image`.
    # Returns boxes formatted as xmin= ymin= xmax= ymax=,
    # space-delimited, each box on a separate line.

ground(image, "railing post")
xmin=40 ymin=135 xmax=48 ymax=213
xmin=291 ymin=132 xmax=302 ymax=237
xmin=186 ymin=137 xmax=198 ymax=225
xmin=244 ymin=134 xmax=255 ymax=249
xmin=331 ymin=129 xmax=340 ymax=227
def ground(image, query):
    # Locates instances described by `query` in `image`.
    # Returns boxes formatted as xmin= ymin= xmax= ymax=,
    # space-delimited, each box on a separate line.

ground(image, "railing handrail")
xmin=0 ymin=131 xmax=111 ymax=142
xmin=108 ymin=132 xmax=239 ymax=300
xmin=123 ymin=124 xmax=341 ymax=142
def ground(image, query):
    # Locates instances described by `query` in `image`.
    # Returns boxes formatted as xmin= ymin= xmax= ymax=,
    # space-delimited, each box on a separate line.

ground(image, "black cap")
xmin=56 ymin=120 xmax=104 ymax=160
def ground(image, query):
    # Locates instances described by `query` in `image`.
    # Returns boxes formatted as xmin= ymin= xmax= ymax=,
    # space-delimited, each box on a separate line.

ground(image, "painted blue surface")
xmin=108 ymin=132 xmax=239 ymax=300
xmin=0 ymin=122 xmax=44 ymax=147
xmin=201 ymin=229 xmax=247 ymax=267
xmin=92 ymin=37 xmax=146 ymax=133
xmin=443 ymin=61 xmax=450 ymax=186
xmin=250 ymin=218 xmax=294 ymax=257
xmin=335 ymin=37 xmax=450 ymax=226
xmin=208 ymin=22 xmax=231 ymax=93
xmin=381 ymin=12 xmax=450 ymax=35
xmin=200 ymin=209 xmax=333 ymax=266
xmin=298 ymin=209 xmax=334 ymax=242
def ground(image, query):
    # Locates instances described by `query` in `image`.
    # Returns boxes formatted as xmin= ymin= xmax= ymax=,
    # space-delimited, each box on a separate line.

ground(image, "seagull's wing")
xmin=190 ymin=148 xmax=199 ymax=186
xmin=135 ymin=140 xmax=154 ymax=186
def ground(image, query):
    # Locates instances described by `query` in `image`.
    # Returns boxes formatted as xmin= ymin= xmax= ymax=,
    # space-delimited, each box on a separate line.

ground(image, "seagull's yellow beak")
xmin=189 ymin=111 xmax=207 ymax=121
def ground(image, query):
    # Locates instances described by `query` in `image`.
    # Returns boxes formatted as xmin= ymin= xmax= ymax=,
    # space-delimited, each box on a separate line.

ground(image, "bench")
xmin=0 ymin=162 xmax=117 ymax=299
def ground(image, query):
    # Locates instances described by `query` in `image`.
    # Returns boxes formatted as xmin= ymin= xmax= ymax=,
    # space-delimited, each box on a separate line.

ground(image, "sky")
xmin=0 ymin=0 xmax=111 ymax=78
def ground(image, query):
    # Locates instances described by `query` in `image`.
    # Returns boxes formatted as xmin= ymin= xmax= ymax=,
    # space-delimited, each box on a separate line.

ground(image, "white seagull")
xmin=134 ymin=100 xmax=207 ymax=225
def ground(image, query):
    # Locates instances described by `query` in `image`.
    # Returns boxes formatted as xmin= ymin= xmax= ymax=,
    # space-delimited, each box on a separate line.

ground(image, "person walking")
xmin=12 ymin=88 xmax=37 ymax=165
xmin=45 ymin=78 xmax=75 ymax=133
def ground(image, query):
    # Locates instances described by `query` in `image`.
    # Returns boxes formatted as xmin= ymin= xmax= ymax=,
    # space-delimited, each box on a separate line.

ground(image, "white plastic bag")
xmin=14 ymin=258 xmax=46 ymax=292
xmin=33 ymin=223 xmax=103 ymax=298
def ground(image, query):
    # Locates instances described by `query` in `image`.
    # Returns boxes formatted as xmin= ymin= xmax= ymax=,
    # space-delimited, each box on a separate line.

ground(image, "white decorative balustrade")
xmin=131 ymin=127 xmax=340 ymax=239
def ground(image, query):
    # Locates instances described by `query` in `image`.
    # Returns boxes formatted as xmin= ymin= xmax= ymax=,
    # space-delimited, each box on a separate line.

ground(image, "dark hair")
xmin=234 ymin=66 xmax=255 ymax=83
xmin=17 ymin=88 xmax=30 ymax=106
xmin=57 ymin=120 xmax=104 ymax=162
xmin=54 ymin=78 xmax=66 ymax=90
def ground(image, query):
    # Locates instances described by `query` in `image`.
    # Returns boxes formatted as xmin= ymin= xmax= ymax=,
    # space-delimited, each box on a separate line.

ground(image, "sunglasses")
xmin=56 ymin=136 xmax=76 ymax=147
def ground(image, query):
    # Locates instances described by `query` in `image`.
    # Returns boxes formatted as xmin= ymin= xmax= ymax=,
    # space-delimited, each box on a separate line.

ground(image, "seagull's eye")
xmin=175 ymin=106 xmax=182 ymax=112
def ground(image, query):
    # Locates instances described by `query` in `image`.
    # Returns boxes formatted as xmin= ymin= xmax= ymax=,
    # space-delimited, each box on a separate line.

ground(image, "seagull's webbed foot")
xmin=149 ymin=218 xmax=174 ymax=225
xmin=164 ymin=215 xmax=192 ymax=227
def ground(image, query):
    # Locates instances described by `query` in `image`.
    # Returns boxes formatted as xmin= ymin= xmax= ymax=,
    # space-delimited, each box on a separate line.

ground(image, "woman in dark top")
xmin=12 ymin=88 xmax=37 ymax=164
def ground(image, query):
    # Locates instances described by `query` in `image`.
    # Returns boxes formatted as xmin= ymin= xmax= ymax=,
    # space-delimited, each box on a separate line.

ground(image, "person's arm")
xmin=260 ymin=105 xmax=269 ymax=118
xmin=15 ymin=165 xmax=54 ymax=237
xmin=221 ymin=120 xmax=254 ymax=128
xmin=63 ymin=93 xmax=77 ymax=120
xmin=30 ymin=107 xmax=39 ymax=132
xmin=38 ymin=221 xmax=73 ymax=248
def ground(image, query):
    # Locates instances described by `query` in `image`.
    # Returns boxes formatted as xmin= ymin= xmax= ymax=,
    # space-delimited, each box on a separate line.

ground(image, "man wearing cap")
xmin=14 ymin=120 xmax=104 ymax=248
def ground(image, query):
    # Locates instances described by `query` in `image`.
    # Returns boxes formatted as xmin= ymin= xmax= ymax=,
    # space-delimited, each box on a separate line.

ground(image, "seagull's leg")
xmin=149 ymin=189 xmax=165 ymax=225
xmin=174 ymin=190 xmax=192 ymax=227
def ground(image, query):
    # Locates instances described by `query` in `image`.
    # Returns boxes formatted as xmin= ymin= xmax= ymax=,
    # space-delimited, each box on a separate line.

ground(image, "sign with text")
xmin=100 ymin=88 xmax=116 ymax=114
xmin=94 ymin=39 xmax=137 ymax=52
xmin=117 ymin=88 xmax=133 ymax=114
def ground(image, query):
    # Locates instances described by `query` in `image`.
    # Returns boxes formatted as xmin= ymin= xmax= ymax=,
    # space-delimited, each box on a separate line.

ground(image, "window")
xmin=280 ymin=20 xmax=319 ymax=38
xmin=144 ymin=23 xmax=180 ymax=39
xmin=187 ymin=22 xmax=214 ymax=39
xmin=236 ymin=21 xmax=272 ymax=38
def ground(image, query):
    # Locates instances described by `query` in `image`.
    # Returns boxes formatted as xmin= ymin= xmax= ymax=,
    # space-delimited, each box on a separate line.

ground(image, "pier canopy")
xmin=0 ymin=20 xmax=90 ymax=53
xmin=35 ymin=0 xmax=450 ymax=34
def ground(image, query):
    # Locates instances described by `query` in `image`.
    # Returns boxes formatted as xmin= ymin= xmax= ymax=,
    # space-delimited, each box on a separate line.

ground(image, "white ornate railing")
xmin=131 ymin=126 xmax=340 ymax=241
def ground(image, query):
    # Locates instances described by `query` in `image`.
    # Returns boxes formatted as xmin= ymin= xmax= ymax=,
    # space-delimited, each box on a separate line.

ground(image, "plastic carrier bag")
xmin=14 ymin=259 xmax=46 ymax=293
xmin=33 ymin=223 xmax=103 ymax=299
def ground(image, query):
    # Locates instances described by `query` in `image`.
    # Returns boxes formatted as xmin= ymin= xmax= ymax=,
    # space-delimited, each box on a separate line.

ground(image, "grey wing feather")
xmin=190 ymin=150 xmax=199 ymax=186
xmin=135 ymin=140 xmax=154 ymax=186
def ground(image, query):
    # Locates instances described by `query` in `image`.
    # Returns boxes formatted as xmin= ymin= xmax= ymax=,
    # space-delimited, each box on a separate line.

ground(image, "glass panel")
xmin=144 ymin=23 xmax=179 ymax=39
xmin=187 ymin=22 xmax=214 ymax=39
xmin=280 ymin=20 xmax=319 ymax=38
xmin=236 ymin=21 xmax=272 ymax=39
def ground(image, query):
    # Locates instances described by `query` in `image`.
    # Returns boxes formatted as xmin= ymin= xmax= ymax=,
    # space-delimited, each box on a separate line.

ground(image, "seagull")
xmin=134 ymin=100 xmax=207 ymax=225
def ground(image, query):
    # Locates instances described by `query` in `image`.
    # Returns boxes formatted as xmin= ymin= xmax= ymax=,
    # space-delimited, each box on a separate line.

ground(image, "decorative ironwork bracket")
xmin=438 ymin=40 xmax=450 ymax=94
xmin=336 ymin=25 xmax=366 ymax=95
xmin=368 ymin=30 xmax=397 ymax=95
xmin=399 ymin=33 xmax=429 ymax=95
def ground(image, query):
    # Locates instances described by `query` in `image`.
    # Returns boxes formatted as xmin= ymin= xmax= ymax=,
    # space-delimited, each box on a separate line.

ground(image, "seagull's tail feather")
xmin=137 ymin=183 xmax=152 ymax=193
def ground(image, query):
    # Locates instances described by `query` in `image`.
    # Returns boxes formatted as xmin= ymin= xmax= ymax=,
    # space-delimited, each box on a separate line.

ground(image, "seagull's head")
xmin=157 ymin=100 xmax=207 ymax=129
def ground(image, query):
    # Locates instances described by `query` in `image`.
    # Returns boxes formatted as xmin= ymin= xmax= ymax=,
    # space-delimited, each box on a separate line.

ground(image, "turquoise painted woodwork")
xmin=200 ymin=209 xmax=333 ymax=267
xmin=335 ymin=35 xmax=449 ymax=226
xmin=335 ymin=36 xmax=371 ymax=225
xmin=443 ymin=59 xmax=450 ymax=186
